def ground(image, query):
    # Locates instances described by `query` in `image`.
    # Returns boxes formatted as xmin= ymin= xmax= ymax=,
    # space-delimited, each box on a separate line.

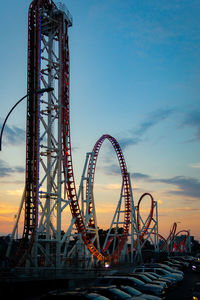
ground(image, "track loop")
xmin=137 ymin=192 xmax=154 ymax=240
xmin=159 ymin=222 xmax=177 ymax=251
xmin=85 ymin=134 xmax=131 ymax=261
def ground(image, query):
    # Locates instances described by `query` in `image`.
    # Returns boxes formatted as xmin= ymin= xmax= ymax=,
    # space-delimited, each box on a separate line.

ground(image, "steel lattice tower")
xmin=7 ymin=0 xmax=142 ymax=268
xmin=11 ymin=0 xmax=73 ymax=267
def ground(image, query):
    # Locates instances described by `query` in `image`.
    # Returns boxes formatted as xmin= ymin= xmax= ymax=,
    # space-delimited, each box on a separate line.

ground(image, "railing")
xmin=55 ymin=2 xmax=73 ymax=26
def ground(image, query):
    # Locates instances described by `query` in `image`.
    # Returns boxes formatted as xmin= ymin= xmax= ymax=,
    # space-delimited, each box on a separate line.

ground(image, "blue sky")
xmin=0 ymin=0 xmax=200 ymax=239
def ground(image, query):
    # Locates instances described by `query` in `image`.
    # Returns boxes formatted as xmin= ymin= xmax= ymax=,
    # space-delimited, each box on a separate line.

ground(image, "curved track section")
xmin=17 ymin=0 xmax=56 ymax=265
xmin=137 ymin=193 xmax=154 ymax=240
xmin=172 ymin=230 xmax=189 ymax=252
xmin=157 ymin=234 xmax=167 ymax=249
xmin=159 ymin=222 xmax=177 ymax=251
xmin=85 ymin=134 xmax=131 ymax=259
xmin=65 ymin=135 xmax=131 ymax=262
xmin=17 ymin=0 xmax=131 ymax=265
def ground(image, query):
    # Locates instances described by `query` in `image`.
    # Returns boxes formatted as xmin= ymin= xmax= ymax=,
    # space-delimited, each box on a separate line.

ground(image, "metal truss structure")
xmin=75 ymin=135 xmax=142 ymax=265
xmin=172 ymin=230 xmax=191 ymax=253
xmin=7 ymin=0 xmax=139 ymax=268
xmin=8 ymin=0 xmax=74 ymax=267
xmin=6 ymin=0 xmax=191 ymax=270
xmin=136 ymin=193 xmax=159 ymax=253
xmin=159 ymin=222 xmax=177 ymax=252
xmin=83 ymin=134 xmax=132 ymax=263
xmin=158 ymin=224 xmax=191 ymax=254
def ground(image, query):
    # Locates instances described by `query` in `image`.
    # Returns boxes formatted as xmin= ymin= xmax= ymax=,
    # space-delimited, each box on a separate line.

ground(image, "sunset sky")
xmin=0 ymin=0 xmax=200 ymax=241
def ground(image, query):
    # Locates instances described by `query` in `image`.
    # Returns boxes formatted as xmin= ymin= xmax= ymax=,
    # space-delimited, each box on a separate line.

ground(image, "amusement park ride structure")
xmin=4 ymin=0 xmax=191 ymax=269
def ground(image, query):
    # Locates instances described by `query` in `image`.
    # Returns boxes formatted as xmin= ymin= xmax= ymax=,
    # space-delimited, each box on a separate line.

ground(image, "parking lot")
xmin=2 ymin=256 xmax=200 ymax=299
xmin=35 ymin=256 xmax=199 ymax=299
xmin=166 ymin=269 xmax=200 ymax=300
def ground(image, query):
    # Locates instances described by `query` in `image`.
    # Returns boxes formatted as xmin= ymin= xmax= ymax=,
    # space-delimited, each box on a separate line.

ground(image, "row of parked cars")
xmin=41 ymin=256 xmax=196 ymax=299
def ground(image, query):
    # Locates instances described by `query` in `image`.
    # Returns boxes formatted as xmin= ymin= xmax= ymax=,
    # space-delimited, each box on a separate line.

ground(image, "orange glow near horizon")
xmin=1 ymin=182 xmax=199 ymax=242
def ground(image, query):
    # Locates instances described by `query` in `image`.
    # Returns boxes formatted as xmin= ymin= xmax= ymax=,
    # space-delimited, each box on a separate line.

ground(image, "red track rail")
xmin=137 ymin=193 xmax=154 ymax=240
xmin=85 ymin=134 xmax=131 ymax=260
xmin=17 ymin=0 xmax=56 ymax=265
xmin=172 ymin=230 xmax=189 ymax=252
xmin=136 ymin=194 xmax=188 ymax=254
xmin=159 ymin=222 xmax=177 ymax=251
xmin=18 ymin=0 xmax=131 ymax=265
xmin=136 ymin=196 xmax=178 ymax=252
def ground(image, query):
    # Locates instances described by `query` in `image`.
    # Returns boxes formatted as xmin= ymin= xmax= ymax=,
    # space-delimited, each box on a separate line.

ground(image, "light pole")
xmin=0 ymin=87 xmax=54 ymax=151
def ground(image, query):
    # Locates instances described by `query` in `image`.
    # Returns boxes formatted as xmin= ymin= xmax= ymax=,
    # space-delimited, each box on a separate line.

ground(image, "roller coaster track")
xmin=136 ymin=195 xmax=182 ymax=253
xmin=159 ymin=222 xmax=177 ymax=251
xmin=16 ymin=0 xmax=131 ymax=265
xmin=137 ymin=193 xmax=154 ymax=241
xmin=172 ymin=230 xmax=189 ymax=252
xmin=85 ymin=134 xmax=131 ymax=260
xmin=16 ymin=0 xmax=57 ymax=265
xmin=134 ymin=192 xmax=189 ymax=254
xmin=6 ymin=0 xmax=192 ymax=266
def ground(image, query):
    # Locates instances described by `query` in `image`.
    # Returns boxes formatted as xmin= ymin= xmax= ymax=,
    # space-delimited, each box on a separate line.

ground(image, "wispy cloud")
xmin=104 ymin=184 xmax=121 ymax=191
xmin=103 ymin=163 xmax=121 ymax=176
xmin=136 ymin=173 xmax=200 ymax=199
xmin=136 ymin=108 xmax=174 ymax=135
xmin=181 ymin=110 xmax=200 ymax=142
xmin=190 ymin=162 xmax=200 ymax=168
xmin=102 ymin=163 xmax=200 ymax=200
xmin=0 ymin=121 xmax=25 ymax=146
xmin=153 ymin=176 xmax=200 ymax=199
xmin=131 ymin=172 xmax=151 ymax=180
xmin=119 ymin=108 xmax=175 ymax=150
xmin=0 ymin=159 xmax=25 ymax=178
xmin=118 ymin=108 xmax=200 ymax=150
xmin=118 ymin=136 xmax=141 ymax=150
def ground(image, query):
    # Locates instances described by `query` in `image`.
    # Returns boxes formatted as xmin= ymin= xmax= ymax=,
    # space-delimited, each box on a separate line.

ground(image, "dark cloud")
xmin=119 ymin=107 xmax=175 ymax=150
xmin=103 ymin=163 xmax=121 ymax=176
xmin=133 ymin=172 xmax=200 ymax=199
xmin=0 ymin=160 xmax=13 ymax=177
xmin=181 ymin=110 xmax=200 ymax=142
xmin=134 ymin=108 xmax=175 ymax=136
xmin=14 ymin=166 xmax=25 ymax=173
xmin=104 ymin=164 xmax=151 ymax=181
xmin=118 ymin=136 xmax=141 ymax=150
xmin=153 ymin=176 xmax=200 ymax=199
xmin=0 ymin=159 xmax=25 ymax=178
xmin=102 ymin=162 xmax=200 ymax=199
xmin=0 ymin=121 xmax=25 ymax=146
xmin=131 ymin=172 xmax=151 ymax=180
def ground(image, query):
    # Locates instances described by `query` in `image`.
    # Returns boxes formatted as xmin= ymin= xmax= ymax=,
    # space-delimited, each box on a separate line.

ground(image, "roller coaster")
xmin=4 ymin=0 xmax=191 ymax=269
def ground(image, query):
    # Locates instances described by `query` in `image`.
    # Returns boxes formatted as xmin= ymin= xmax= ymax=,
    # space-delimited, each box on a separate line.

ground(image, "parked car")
xmin=133 ymin=267 xmax=183 ymax=284
xmin=141 ymin=272 xmax=172 ymax=287
xmin=162 ymin=260 xmax=183 ymax=271
xmin=127 ymin=273 xmax=167 ymax=290
xmin=145 ymin=272 xmax=176 ymax=287
xmin=87 ymin=286 xmax=146 ymax=300
xmin=169 ymin=256 xmax=190 ymax=268
xmin=142 ymin=263 xmax=184 ymax=276
xmin=111 ymin=272 xmax=167 ymax=289
xmin=94 ymin=276 xmax=166 ymax=298
xmin=119 ymin=285 xmax=162 ymax=300
xmin=168 ymin=258 xmax=189 ymax=269
xmin=182 ymin=255 xmax=197 ymax=262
